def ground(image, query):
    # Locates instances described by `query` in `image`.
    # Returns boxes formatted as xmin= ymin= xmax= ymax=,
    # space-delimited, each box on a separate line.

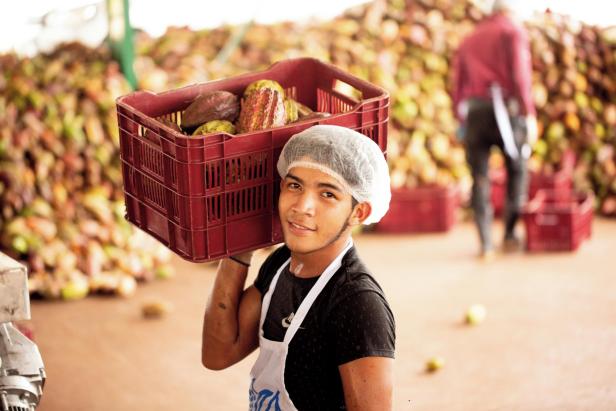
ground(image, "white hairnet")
xmin=277 ymin=125 xmax=391 ymax=225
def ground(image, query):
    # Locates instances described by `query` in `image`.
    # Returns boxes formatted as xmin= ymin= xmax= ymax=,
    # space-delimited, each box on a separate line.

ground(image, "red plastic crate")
xmin=375 ymin=185 xmax=459 ymax=233
xmin=116 ymin=58 xmax=389 ymax=262
xmin=490 ymin=166 xmax=573 ymax=216
xmin=522 ymin=190 xmax=593 ymax=252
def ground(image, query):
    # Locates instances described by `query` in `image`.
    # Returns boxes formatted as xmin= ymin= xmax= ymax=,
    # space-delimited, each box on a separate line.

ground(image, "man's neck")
xmin=289 ymin=234 xmax=351 ymax=278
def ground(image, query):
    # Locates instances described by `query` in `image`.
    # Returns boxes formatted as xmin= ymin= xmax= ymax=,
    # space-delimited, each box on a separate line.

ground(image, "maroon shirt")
xmin=452 ymin=12 xmax=535 ymax=120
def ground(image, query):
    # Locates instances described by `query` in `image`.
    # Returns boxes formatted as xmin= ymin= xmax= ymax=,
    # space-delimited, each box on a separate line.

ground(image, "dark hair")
xmin=351 ymin=197 xmax=358 ymax=209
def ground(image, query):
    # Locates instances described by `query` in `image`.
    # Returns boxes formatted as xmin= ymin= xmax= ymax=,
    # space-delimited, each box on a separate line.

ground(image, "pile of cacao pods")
xmin=133 ymin=0 xmax=616 ymax=214
xmin=0 ymin=43 xmax=175 ymax=300
xmin=526 ymin=13 xmax=616 ymax=215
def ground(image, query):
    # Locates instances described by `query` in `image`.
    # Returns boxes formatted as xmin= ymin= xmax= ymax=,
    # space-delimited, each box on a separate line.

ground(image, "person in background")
xmin=451 ymin=0 xmax=538 ymax=259
xmin=201 ymin=125 xmax=395 ymax=411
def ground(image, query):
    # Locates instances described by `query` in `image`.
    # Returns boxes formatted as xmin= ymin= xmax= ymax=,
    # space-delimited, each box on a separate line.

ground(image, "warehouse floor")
xmin=31 ymin=219 xmax=616 ymax=411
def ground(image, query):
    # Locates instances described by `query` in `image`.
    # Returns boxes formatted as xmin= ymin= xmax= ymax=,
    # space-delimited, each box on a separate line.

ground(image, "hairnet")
xmin=277 ymin=125 xmax=390 ymax=225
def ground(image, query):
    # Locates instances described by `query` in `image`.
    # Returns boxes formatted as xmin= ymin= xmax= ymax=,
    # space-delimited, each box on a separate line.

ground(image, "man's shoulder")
xmin=264 ymin=244 xmax=291 ymax=267
xmin=330 ymin=247 xmax=387 ymax=301
xmin=254 ymin=245 xmax=291 ymax=294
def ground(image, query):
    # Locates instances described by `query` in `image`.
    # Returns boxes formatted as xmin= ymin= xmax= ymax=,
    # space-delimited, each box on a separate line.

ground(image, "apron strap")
xmin=283 ymin=240 xmax=353 ymax=344
xmin=259 ymin=259 xmax=291 ymax=332
xmin=490 ymin=83 xmax=519 ymax=160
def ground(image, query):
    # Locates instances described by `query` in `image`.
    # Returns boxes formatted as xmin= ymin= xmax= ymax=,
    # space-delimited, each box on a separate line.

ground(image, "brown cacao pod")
xmin=237 ymin=89 xmax=286 ymax=133
xmin=181 ymin=90 xmax=239 ymax=129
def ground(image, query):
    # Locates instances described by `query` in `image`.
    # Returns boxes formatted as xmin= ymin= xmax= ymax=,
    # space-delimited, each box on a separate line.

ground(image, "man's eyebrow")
xmin=317 ymin=181 xmax=343 ymax=192
xmin=285 ymin=173 xmax=343 ymax=193
xmin=286 ymin=173 xmax=303 ymax=184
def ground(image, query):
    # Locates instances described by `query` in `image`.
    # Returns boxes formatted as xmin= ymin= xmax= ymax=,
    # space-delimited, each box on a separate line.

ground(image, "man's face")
xmin=278 ymin=166 xmax=355 ymax=255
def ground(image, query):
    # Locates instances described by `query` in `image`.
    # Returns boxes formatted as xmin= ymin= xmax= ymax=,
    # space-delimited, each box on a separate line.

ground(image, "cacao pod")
xmin=237 ymin=89 xmax=286 ymax=133
xmin=192 ymin=120 xmax=236 ymax=136
xmin=295 ymin=100 xmax=315 ymax=118
xmin=285 ymin=99 xmax=299 ymax=123
xmin=181 ymin=90 xmax=239 ymax=128
xmin=244 ymin=79 xmax=285 ymax=98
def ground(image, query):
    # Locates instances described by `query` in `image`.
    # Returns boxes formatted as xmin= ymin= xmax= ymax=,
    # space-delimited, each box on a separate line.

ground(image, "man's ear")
xmin=349 ymin=202 xmax=372 ymax=226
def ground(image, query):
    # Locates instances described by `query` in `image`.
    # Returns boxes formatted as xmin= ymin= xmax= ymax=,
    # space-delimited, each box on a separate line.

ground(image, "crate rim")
xmin=523 ymin=189 xmax=594 ymax=215
xmin=116 ymin=57 xmax=390 ymax=143
xmin=116 ymin=111 xmax=389 ymax=163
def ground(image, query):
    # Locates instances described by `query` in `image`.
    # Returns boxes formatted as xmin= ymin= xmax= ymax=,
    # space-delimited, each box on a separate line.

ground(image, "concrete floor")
xmin=30 ymin=219 xmax=616 ymax=411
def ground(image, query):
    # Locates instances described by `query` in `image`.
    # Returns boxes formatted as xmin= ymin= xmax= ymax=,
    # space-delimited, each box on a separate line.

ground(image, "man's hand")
xmin=525 ymin=114 xmax=538 ymax=146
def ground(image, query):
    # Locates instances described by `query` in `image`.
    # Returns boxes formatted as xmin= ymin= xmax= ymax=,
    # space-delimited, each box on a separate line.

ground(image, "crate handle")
xmin=332 ymin=79 xmax=362 ymax=103
xmin=535 ymin=214 xmax=558 ymax=226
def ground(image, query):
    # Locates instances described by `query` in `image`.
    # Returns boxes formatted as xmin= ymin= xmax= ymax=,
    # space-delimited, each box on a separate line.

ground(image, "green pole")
xmin=107 ymin=0 xmax=137 ymax=90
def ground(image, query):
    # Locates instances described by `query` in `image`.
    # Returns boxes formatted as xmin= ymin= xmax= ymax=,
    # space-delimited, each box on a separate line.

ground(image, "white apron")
xmin=248 ymin=241 xmax=353 ymax=411
xmin=490 ymin=83 xmax=519 ymax=160
xmin=490 ymin=84 xmax=531 ymax=160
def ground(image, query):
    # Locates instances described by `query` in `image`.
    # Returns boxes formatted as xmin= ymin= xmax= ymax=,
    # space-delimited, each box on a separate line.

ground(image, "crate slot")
xmin=225 ymin=153 xmax=269 ymax=186
xmin=285 ymin=86 xmax=297 ymax=100
xmin=362 ymin=126 xmax=375 ymax=140
xmin=226 ymin=185 xmax=267 ymax=218
xmin=225 ymin=157 xmax=241 ymax=185
xmin=159 ymin=111 xmax=180 ymax=125
xmin=316 ymin=88 xmax=330 ymax=113
xmin=246 ymin=152 xmax=268 ymax=180
xmin=207 ymin=195 xmax=222 ymax=224
xmin=141 ymin=143 xmax=165 ymax=177
xmin=206 ymin=161 xmax=222 ymax=190
xmin=143 ymin=178 xmax=165 ymax=211
xmin=331 ymin=94 xmax=353 ymax=114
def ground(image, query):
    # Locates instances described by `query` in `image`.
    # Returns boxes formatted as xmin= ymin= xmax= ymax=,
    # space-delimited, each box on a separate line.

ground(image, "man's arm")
xmin=339 ymin=357 xmax=394 ymax=411
xmin=508 ymin=28 xmax=538 ymax=145
xmin=330 ymin=288 xmax=395 ymax=410
xmin=201 ymin=258 xmax=262 ymax=370
xmin=451 ymin=49 xmax=463 ymax=121
xmin=509 ymin=27 xmax=535 ymax=117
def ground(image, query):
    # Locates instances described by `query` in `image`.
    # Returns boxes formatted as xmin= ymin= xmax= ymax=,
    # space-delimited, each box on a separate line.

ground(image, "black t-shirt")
xmin=254 ymin=245 xmax=396 ymax=411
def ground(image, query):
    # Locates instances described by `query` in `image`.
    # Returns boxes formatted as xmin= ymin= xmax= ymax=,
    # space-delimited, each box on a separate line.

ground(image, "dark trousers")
xmin=464 ymin=99 xmax=528 ymax=251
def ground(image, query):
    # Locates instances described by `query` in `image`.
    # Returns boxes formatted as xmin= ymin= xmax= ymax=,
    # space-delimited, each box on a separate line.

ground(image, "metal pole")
xmin=107 ymin=0 xmax=137 ymax=90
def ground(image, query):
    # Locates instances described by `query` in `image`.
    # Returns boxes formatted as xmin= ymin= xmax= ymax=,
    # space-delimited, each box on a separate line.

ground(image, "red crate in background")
xmin=116 ymin=58 xmax=389 ymax=262
xmin=375 ymin=185 xmax=459 ymax=233
xmin=522 ymin=189 xmax=593 ymax=252
xmin=490 ymin=151 xmax=574 ymax=216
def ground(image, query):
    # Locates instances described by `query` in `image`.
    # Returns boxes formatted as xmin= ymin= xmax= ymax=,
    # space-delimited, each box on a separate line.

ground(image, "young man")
xmin=451 ymin=0 xmax=538 ymax=258
xmin=201 ymin=125 xmax=395 ymax=410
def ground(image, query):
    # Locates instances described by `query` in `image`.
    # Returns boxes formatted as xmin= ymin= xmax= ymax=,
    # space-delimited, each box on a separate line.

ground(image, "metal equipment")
xmin=0 ymin=253 xmax=45 ymax=411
